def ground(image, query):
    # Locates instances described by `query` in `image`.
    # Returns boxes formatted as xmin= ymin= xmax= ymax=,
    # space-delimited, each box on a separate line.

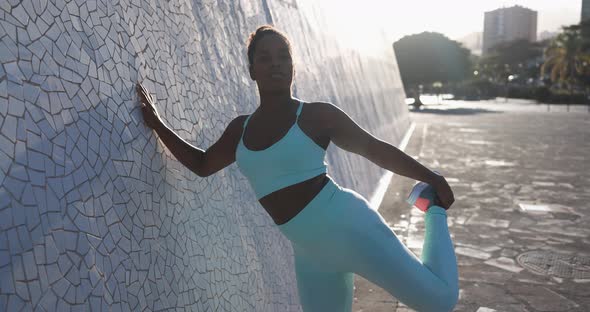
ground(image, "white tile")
xmin=8 ymin=95 xmax=24 ymax=117
xmin=32 ymin=0 xmax=47 ymax=15
xmin=26 ymin=21 xmax=42 ymax=41
xmin=10 ymin=4 xmax=29 ymax=27
xmin=455 ymin=246 xmax=492 ymax=260
xmin=1 ymin=114 xmax=17 ymax=142
xmin=484 ymin=257 xmax=524 ymax=273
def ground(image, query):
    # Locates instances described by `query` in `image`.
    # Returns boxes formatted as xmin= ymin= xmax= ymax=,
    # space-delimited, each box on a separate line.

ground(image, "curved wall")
xmin=0 ymin=0 xmax=408 ymax=310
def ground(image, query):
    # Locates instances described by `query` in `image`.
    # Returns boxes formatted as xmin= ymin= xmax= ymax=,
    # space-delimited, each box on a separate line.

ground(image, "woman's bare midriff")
xmin=241 ymin=101 xmax=331 ymax=225
xmin=259 ymin=173 xmax=330 ymax=225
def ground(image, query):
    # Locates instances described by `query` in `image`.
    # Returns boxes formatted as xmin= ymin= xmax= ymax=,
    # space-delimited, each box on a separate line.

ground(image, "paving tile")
xmin=508 ymin=284 xmax=579 ymax=311
xmin=379 ymin=105 xmax=590 ymax=312
xmin=456 ymin=246 xmax=492 ymax=260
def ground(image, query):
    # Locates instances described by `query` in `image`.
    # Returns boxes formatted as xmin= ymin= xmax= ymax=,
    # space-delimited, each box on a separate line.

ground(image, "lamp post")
xmin=433 ymin=81 xmax=442 ymax=104
xmin=505 ymin=74 xmax=515 ymax=102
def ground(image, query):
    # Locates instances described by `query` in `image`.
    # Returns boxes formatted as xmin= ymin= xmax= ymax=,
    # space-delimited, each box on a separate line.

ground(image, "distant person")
xmin=137 ymin=25 xmax=458 ymax=312
xmin=409 ymin=87 xmax=423 ymax=109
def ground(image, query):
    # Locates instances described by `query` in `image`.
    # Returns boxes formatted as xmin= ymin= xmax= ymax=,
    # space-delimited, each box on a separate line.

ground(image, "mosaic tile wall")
xmin=0 ymin=0 xmax=408 ymax=311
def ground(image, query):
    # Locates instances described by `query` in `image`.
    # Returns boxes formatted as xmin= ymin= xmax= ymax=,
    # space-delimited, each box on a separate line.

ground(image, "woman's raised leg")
xmin=279 ymin=180 xmax=458 ymax=312
xmin=334 ymin=190 xmax=458 ymax=312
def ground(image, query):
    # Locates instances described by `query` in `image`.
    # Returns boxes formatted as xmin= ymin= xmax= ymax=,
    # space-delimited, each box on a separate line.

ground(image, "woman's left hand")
xmin=432 ymin=174 xmax=455 ymax=209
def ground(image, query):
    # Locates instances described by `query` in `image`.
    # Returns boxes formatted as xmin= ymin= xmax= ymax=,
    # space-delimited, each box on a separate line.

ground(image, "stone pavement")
xmin=352 ymin=100 xmax=590 ymax=312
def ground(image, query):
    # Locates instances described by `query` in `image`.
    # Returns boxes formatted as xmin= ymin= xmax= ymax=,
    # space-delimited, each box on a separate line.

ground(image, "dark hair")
xmin=246 ymin=25 xmax=292 ymax=67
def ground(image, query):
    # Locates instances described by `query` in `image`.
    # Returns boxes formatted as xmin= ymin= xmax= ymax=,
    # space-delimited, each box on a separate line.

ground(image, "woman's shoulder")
xmin=299 ymin=101 xmax=342 ymax=132
xmin=303 ymin=101 xmax=341 ymax=118
xmin=302 ymin=101 xmax=336 ymax=111
xmin=235 ymin=114 xmax=250 ymax=123
xmin=222 ymin=114 xmax=249 ymax=138
xmin=304 ymin=100 xmax=333 ymax=107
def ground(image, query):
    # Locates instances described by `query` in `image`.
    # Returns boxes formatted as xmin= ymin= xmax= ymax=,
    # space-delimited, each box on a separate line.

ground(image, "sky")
xmin=319 ymin=0 xmax=582 ymax=55
xmin=381 ymin=0 xmax=583 ymax=40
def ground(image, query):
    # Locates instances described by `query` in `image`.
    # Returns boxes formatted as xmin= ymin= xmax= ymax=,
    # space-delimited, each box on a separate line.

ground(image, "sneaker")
xmin=406 ymin=182 xmax=438 ymax=212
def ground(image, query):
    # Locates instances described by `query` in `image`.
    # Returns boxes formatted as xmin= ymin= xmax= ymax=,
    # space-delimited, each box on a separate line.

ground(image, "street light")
xmin=505 ymin=74 xmax=515 ymax=102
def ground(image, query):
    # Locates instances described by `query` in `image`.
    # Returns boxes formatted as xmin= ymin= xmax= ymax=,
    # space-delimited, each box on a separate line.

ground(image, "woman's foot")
xmin=406 ymin=182 xmax=441 ymax=212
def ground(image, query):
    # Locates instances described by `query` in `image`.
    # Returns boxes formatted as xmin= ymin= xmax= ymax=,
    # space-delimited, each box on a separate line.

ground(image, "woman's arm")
xmin=322 ymin=102 xmax=454 ymax=208
xmin=137 ymin=83 xmax=243 ymax=177
xmin=152 ymin=121 xmax=206 ymax=175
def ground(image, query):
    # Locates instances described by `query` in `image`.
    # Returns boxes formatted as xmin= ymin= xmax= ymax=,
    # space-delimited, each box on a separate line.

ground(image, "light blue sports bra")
xmin=235 ymin=100 xmax=328 ymax=200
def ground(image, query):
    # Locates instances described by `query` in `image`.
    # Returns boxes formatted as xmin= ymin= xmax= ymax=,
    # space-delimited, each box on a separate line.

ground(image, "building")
xmin=458 ymin=32 xmax=483 ymax=55
xmin=583 ymin=0 xmax=590 ymax=21
xmin=538 ymin=30 xmax=559 ymax=41
xmin=482 ymin=5 xmax=537 ymax=54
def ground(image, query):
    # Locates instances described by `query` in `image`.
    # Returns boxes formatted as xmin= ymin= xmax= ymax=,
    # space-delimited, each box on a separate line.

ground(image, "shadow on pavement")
xmin=409 ymin=107 xmax=499 ymax=115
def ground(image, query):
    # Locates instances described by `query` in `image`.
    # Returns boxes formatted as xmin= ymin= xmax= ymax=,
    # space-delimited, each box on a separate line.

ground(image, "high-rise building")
xmin=538 ymin=30 xmax=559 ymax=41
xmin=458 ymin=32 xmax=483 ymax=55
xmin=482 ymin=5 xmax=537 ymax=55
xmin=583 ymin=0 xmax=590 ymax=21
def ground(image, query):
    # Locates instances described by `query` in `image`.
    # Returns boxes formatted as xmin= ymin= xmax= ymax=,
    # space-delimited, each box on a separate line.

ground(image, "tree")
xmin=567 ymin=20 xmax=590 ymax=51
xmin=540 ymin=23 xmax=590 ymax=92
xmin=564 ymin=20 xmax=590 ymax=92
xmin=477 ymin=39 xmax=545 ymax=84
xmin=393 ymin=32 xmax=472 ymax=94
xmin=539 ymin=22 xmax=590 ymax=109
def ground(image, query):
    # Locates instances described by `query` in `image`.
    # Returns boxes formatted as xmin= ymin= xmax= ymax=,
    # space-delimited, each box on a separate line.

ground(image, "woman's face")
xmin=249 ymin=34 xmax=294 ymax=93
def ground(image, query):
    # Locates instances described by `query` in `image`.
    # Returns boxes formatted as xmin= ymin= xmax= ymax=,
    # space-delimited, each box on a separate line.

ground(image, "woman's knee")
xmin=404 ymin=282 xmax=458 ymax=312
xmin=427 ymin=285 xmax=459 ymax=312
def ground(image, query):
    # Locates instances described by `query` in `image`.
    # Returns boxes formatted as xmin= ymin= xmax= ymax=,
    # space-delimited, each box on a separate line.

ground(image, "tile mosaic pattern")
xmin=0 ymin=0 xmax=408 ymax=310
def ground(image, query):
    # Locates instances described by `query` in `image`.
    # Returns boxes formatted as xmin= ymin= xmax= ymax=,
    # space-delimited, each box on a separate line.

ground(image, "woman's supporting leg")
xmin=293 ymin=249 xmax=354 ymax=312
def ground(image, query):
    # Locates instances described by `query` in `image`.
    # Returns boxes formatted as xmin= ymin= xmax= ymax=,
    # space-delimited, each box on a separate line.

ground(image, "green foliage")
xmin=393 ymin=32 xmax=472 ymax=88
xmin=534 ymin=86 xmax=551 ymax=102
xmin=540 ymin=21 xmax=590 ymax=92
xmin=477 ymin=39 xmax=544 ymax=83
xmin=452 ymin=78 xmax=500 ymax=100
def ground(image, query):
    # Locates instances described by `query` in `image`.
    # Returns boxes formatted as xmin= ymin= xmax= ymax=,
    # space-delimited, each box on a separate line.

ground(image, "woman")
xmin=137 ymin=25 xmax=458 ymax=312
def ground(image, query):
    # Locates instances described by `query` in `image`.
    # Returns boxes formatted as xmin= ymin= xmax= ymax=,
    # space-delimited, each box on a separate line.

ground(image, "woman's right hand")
xmin=137 ymin=82 xmax=163 ymax=130
xmin=432 ymin=173 xmax=454 ymax=209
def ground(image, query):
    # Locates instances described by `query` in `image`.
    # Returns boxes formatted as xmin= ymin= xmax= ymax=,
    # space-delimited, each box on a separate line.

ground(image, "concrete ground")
xmin=352 ymin=99 xmax=590 ymax=312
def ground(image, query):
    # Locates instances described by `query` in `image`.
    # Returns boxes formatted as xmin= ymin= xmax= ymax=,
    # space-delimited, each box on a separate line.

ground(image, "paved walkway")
xmin=352 ymin=100 xmax=590 ymax=312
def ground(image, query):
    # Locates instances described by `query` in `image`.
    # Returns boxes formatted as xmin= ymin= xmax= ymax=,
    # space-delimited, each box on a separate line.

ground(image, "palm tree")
xmin=540 ymin=24 xmax=590 ymax=110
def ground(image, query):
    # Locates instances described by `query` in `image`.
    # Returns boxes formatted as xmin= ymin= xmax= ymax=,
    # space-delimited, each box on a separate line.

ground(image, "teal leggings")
xmin=277 ymin=179 xmax=458 ymax=312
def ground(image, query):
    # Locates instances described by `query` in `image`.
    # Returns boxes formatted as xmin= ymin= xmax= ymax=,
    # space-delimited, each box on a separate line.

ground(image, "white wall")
xmin=0 ymin=0 xmax=409 ymax=310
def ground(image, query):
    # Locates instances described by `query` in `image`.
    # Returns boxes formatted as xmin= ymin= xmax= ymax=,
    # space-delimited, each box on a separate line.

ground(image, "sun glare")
xmin=317 ymin=0 xmax=581 ymax=56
